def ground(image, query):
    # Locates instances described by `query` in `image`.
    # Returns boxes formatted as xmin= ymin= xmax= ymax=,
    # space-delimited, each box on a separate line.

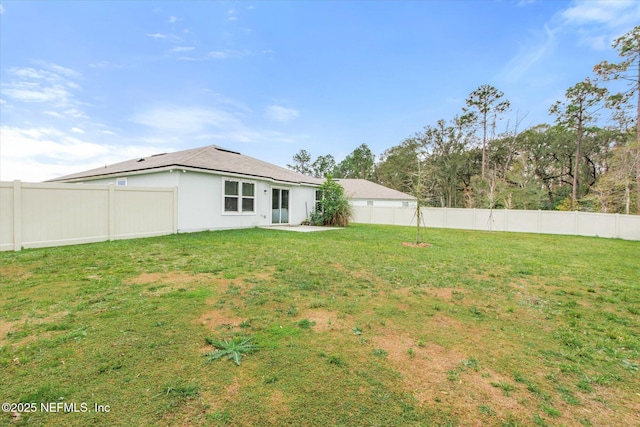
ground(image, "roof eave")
xmin=53 ymin=164 xmax=321 ymax=187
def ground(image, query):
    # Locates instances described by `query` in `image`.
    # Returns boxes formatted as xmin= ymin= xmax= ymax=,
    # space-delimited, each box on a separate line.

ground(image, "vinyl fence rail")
xmin=352 ymin=206 xmax=640 ymax=241
xmin=1 ymin=181 xmax=178 ymax=251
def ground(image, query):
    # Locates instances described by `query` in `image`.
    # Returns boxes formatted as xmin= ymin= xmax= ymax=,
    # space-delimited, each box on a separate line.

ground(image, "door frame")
xmin=271 ymin=187 xmax=291 ymax=225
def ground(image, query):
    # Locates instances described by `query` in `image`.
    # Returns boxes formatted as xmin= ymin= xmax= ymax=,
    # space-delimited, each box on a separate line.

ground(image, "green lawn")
xmin=1 ymin=225 xmax=638 ymax=426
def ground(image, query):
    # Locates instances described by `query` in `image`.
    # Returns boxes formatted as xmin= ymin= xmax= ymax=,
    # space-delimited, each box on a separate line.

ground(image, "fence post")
xmin=574 ymin=210 xmax=579 ymax=236
xmin=504 ymin=209 xmax=508 ymax=232
xmin=614 ymin=213 xmax=620 ymax=239
xmin=473 ymin=208 xmax=477 ymax=230
xmin=537 ymin=210 xmax=542 ymax=234
xmin=173 ymin=187 xmax=179 ymax=233
xmin=13 ymin=180 xmax=22 ymax=251
xmin=108 ymin=185 xmax=115 ymax=241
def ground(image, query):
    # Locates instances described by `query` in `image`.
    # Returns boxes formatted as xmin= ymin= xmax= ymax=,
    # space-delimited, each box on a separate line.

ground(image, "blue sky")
xmin=1 ymin=0 xmax=638 ymax=182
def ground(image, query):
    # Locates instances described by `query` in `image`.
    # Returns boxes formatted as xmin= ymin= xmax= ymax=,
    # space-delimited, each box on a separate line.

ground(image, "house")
xmin=335 ymin=179 xmax=417 ymax=208
xmin=51 ymin=145 xmax=324 ymax=232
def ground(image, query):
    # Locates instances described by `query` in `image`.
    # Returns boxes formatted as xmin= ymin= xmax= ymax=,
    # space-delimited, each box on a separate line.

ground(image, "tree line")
xmin=287 ymin=26 xmax=639 ymax=215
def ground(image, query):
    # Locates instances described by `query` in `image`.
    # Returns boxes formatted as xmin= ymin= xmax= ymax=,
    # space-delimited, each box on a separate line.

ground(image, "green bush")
xmin=313 ymin=178 xmax=353 ymax=227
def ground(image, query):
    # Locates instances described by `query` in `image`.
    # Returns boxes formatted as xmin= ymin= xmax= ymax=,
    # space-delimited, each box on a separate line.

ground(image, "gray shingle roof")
xmin=51 ymin=145 xmax=323 ymax=186
xmin=335 ymin=179 xmax=416 ymax=200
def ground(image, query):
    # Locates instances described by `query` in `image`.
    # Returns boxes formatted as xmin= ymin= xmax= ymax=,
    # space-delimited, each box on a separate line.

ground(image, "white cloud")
xmin=0 ymin=125 xmax=111 ymax=181
xmin=501 ymin=1 xmax=638 ymax=84
xmin=63 ymin=108 xmax=89 ymax=119
xmin=130 ymin=105 xmax=241 ymax=134
xmin=0 ymin=125 xmax=168 ymax=182
xmin=264 ymin=105 xmax=300 ymax=123
xmin=0 ymin=4 xmax=4 ymax=14
xmin=71 ymin=127 xmax=85 ymax=134
xmin=499 ymin=25 xmax=557 ymax=83
xmin=43 ymin=63 xmax=80 ymax=79
xmin=561 ymin=0 xmax=638 ymax=27
xmin=146 ymin=33 xmax=167 ymax=39
xmin=1 ymin=65 xmax=83 ymax=119
xmin=128 ymin=103 xmax=301 ymax=146
xmin=207 ymin=51 xmax=228 ymax=59
xmin=169 ymin=16 xmax=181 ymax=23
xmin=558 ymin=0 xmax=640 ymax=49
xmin=44 ymin=111 xmax=64 ymax=118
xmin=3 ymin=84 xmax=72 ymax=103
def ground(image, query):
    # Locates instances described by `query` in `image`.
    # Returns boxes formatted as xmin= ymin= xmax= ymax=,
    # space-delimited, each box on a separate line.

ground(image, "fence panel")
xmin=0 ymin=181 xmax=177 ymax=251
xmin=351 ymin=205 xmax=640 ymax=241
xmin=114 ymin=187 xmax=176 ymax=239
xmin=0 ymin=183 xmax=15 ymax=251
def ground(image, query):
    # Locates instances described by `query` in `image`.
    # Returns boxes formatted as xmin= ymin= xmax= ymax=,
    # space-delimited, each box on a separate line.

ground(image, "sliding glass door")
xmin=272 ymin=188 xmax=289 ymax=224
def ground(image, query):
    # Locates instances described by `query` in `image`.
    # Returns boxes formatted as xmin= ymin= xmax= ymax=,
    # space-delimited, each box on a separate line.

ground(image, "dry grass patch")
xmin=426 ymin=287 xmax=469 ymax=301
xmin=0 ymin=319 xmax=20 ymax=346
xmin=0 ymin=310 xmax=71 ymax=347
xmin=370 ymin=330 xmax=527 ymax=424
xmin=264 ymin=389 xmax=292 ymax=422
xmin=0 ymin=265 xmax=33 ymax=281
xmin=300 ymin=309 xmax=350 ymax=332
xmin=198 ymin=310 xmax=246 ymax=332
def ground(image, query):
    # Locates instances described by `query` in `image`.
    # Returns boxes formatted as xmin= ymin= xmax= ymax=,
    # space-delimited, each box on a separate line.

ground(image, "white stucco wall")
xmin=349 ymin=198 xmax=417 ymax=208
xmin=75 ymin=170 xmax=318 ymax=232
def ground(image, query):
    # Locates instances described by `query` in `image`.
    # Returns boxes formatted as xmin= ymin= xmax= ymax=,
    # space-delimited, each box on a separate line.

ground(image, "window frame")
xmin=222 ymin=179 xmax=256 ymax=215
xmin=116 ymin=177 xmax=128 ymax=186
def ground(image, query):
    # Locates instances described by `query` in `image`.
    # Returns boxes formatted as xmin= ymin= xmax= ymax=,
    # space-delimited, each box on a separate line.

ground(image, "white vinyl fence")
xmin=352 ymin=206 xmax=640 ymax=241
xmin=1 ymin=181 xmax=178 ymax=251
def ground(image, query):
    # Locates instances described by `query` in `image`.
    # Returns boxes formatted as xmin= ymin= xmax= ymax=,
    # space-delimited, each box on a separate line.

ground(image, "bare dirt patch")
xmin=127 ymin=271 xmax=251 ymax=297
xmin=126 ymin=271 xmax=212 ymax=286
xmin=426 ymin=287 xmax=468 ymax=301
xmin=250 ymin=266 xmax=276 ymax=282
xmin=370 ymin=329 xmax=526 ymax=424
xmin=0 ymin=311 xmax=70 ymax=347
xmin=226 ymin=377 xmax=241 ymax=398
xmin=301 ymin=309 xmax=350 ymax=332
xmin=198 ymin=310 xmax=246 ymax=332
xmin=0 ymin=319 xmax=20 ymax=346
xmin=430 ymin=314 xmax=466 ymax=330
xmin=401 ymin=242 xmax=432 ymax=248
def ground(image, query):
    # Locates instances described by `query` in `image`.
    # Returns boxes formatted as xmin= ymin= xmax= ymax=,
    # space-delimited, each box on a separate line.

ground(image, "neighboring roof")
xmin=50 ymin=145 xmax=324 ymax=186
xmin=335 ymin=179 xmax=416 ymax=200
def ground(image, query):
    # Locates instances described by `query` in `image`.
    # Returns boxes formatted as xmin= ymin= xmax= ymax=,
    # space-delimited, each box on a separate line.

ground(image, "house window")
xmin=402 ymin=201 xmax=409 ymax=208
xmin=367 ymin=200 xmax=374 ymax=206
xmin=224 ymin=180 xmax=255 ymax=214
xmin=116 ymin=177 xmax=127 ymax=186
xmin=242 ymin=182 xmax=255 ymax=212
xmin=315 ymin=190 xmax=323 ymax=212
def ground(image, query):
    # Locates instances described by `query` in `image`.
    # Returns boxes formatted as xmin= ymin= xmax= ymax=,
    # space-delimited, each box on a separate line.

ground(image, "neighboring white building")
xmin=335 ymin=179 xmax=417 ymax=208
xmin=51 ymin=145 xmax=323 ymax=232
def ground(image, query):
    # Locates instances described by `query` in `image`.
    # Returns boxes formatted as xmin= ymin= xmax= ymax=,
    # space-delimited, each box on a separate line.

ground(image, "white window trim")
xmin=116 ymin=177 xmax=128 ymax=186
xmin=222 ymin=179 xmax=256 ymax=215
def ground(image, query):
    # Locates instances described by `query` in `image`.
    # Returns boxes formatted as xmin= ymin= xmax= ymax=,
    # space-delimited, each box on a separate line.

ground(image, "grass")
xmin=1 ymin=224 xmax=638 ymax=426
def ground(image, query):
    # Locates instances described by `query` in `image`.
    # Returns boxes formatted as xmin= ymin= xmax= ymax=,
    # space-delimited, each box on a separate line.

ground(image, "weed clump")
xmin=203 ymin=336 xmax=257 ymax=366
